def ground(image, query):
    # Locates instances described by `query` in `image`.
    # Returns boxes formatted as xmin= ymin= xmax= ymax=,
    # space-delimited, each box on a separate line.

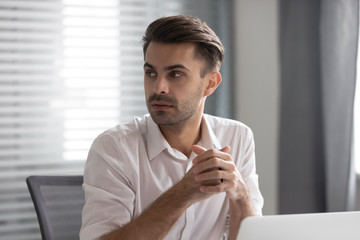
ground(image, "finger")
xmin=191 ymin=145 xmax=209 ymax=165
xmin=194 ymin=157 xmax=235 ymax=174
xmin=193 ymin=150 xmax=232 ymax=166
xmin=200 ymin=184 xmax=224 ymax=193
xmin=198 ymin=177 xmax=237 ymax=193
xmin=220 ymin=145 xmax=231 ymax=154
xmin=191 ymin=145 xmax=207 ymax=155
xmin=195 ymin=169 xmax=233 ymax=182
xmin=192 ymin=145 xmax=231 ymax=156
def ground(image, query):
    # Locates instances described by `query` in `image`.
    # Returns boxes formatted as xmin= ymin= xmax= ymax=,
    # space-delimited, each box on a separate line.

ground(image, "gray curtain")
xmin=279 ymin=0 xmax=358 ymax=213
xmin=204 ymin=1 xmax=235 ymax=119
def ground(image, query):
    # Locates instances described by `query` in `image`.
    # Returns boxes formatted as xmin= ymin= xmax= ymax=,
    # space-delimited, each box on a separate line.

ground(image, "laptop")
xmin=237 ymin=211 xmax=360 ymax=240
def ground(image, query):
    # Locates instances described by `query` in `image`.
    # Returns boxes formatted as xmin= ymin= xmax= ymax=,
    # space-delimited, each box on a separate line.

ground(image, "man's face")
xmin=144 ymin=42 xmax=206 ymax=126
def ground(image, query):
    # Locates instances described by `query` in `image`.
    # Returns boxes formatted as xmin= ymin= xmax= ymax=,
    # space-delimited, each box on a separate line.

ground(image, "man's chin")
xmin=149 ymin=112 xmax=176 ymax=125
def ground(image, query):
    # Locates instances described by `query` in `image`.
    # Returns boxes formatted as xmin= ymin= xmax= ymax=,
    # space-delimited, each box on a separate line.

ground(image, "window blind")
xmin=0 ymin=0 xmax=222 ymax=239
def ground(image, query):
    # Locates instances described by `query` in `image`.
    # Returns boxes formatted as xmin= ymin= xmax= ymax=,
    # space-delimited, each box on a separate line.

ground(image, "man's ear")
xmin=204 ymin=71 xmax=222 ymax=97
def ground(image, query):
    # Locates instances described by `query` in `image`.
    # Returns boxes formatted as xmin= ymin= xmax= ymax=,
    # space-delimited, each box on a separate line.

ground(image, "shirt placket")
xmin=181 ymin=205 xmax=195 ymax=240
xmin=180 ymin=157 xmax=196 ymax=240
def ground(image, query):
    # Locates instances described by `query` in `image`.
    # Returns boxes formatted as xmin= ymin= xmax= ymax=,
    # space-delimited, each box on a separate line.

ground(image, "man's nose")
xmin=154 ymin=75 xmax=169 ymax=94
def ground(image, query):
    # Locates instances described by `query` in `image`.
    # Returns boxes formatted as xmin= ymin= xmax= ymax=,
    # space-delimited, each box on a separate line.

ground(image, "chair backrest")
xmin=26 ymin=175 xmax=84 ymax=240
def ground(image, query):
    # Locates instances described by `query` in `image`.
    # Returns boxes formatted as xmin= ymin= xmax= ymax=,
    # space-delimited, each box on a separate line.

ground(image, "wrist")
xmin=164 ymin=182 xmax=193 ymax=209
xmin=229 ymin=194 xmax=255 ymax=218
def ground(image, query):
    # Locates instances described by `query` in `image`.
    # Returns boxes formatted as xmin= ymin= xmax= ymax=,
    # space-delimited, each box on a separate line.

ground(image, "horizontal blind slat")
xmin=0 ymin=21 xmax=63 ymax=30
xmin=0 ymin=0 xmax=62 ymax=9
xmin=0 ymin=9 xmax=62 ymax=20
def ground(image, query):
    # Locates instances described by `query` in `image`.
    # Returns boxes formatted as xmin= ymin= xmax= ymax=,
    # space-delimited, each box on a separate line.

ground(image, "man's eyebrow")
xmin=143 ymin=62 xmax=189 ymax=72
xmin=144 ymin=62 xmax=155 ymax=69
xmin=165 ymin=64 xmax=189 ymax=72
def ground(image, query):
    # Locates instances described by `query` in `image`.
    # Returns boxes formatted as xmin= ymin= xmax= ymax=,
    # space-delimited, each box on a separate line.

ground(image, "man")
xmin=80 ymin=15 xmax=263 ymax=240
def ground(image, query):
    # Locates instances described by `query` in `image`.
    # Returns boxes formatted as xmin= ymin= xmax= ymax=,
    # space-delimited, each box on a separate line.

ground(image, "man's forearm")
xmin=100 ymin=182 xmax=192 ymax=240
xmin=227 ymin=196 xmax=255 ymax=240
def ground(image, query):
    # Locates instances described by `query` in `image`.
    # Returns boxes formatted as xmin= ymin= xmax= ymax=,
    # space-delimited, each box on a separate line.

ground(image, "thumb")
xmin=191 ymin=145 xmax=207 ymax=155
xmin=191 ymin=145 xmax=231 ymax=155
xmin=220 ymin=145 xmax=231 ymax=154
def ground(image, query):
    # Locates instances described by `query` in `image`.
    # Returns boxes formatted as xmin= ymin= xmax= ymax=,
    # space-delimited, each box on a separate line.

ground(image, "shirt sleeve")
xmin=240 ymin=128 xmax=264 ymax=216
xmin=80 ymin=133 xmax=135 ymax=240
xmin=224 ymin=125 xmax=264 ymax=238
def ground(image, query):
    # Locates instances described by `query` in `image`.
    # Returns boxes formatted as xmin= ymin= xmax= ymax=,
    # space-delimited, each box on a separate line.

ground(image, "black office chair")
xmin=26 ymin=175 xmax=85 ymax=240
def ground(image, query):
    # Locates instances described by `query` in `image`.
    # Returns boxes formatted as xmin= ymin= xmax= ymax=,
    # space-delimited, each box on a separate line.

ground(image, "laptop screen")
xmin=237 ymin=211 xmax=360 ymax=240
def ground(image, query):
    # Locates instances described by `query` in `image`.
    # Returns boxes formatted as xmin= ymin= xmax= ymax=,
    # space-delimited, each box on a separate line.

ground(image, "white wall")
xmin=233 ymin=0 xmax=279 ymax=215
xmin=357 ymin=175 xmax=360 ymax=210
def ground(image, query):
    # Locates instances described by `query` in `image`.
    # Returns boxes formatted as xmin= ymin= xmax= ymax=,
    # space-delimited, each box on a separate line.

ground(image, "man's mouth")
xmin=151 ymin=101 xmax=173 ymax=111
xmin=148 ymin=94 xmax=177 ymax=111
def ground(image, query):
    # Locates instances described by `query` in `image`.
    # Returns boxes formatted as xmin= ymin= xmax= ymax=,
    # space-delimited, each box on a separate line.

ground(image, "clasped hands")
xmin=181 ymin=145 xmax=249 ymax=203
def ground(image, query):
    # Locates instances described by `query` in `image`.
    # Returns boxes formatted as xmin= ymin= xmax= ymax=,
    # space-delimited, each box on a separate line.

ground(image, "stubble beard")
xmin=147 ymin=89 xmax=203 ymax=126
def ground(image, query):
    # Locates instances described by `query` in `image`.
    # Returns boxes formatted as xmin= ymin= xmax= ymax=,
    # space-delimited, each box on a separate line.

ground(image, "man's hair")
xmin=142 ymin=15 xmax=224 ymax=76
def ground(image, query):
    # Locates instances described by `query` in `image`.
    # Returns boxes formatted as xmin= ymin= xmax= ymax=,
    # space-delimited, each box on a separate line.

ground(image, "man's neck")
xmin=158 ymin=114 xmax=203 ymax=158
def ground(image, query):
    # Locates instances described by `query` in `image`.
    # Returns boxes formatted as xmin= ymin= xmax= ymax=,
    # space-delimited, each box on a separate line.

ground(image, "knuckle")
xmin=196 ymin=165 xmax=203 ymax=173
xmin=229 ymin=164 xmax=236 ymax=172
xmin=225 ymin=153 xmax=232 ymax=161
xmin=215 ymin=171 xmax=222 ymax=178
xmin=213 ymin=157 xmax=221 ymax=165
xmin=208 ymin=149 xmax=217 ymax=155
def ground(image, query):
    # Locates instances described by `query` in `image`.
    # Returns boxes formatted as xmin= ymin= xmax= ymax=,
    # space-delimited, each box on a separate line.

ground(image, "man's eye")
xmin=170 ymin=71 xmax=182 ymax=78
xmin=145 ymin=70 xmax=157 ymax=77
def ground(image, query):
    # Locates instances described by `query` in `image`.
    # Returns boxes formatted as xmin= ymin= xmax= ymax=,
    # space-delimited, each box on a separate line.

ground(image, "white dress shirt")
xmin=80 ymin=114 xmax=263 ymax=240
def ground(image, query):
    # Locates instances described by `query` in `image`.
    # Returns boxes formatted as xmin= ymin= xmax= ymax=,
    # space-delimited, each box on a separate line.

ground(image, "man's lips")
xmin=151 ymin=101 xmax=173 ymax=111
xmin=148 ymin=94 xmax=177 ymax=111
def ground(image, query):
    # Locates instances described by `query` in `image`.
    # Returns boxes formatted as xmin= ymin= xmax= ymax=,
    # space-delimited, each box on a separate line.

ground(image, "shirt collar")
xmin=198 ymin=114 xmax=222 ymax=151
xmin=146 ymin=115 xmax=171 ymax=161
xmin=146 ymin=114 xmax=222 ymax=161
